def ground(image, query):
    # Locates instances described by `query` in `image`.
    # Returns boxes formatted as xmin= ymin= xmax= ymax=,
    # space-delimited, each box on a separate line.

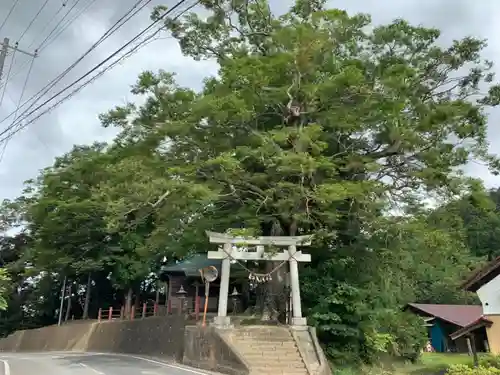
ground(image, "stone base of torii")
xmin=205 ymin=231 xmax=311 ymax=329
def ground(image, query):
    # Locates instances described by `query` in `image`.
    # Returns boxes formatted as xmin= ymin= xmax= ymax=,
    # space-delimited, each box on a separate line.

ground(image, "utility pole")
xmin=0 ymin=37 xmax=37 ymax=88
xmin=0 ymin=38 xmax=9 ymax=85
xmin=57 ymin=276 xmax=67 ymax=326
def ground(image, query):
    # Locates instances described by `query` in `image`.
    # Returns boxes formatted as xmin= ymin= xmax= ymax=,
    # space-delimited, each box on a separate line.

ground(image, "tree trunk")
xmin=125 ymin=287 xmax=133 ymax=319
xmin=251 ymin=220 xmax=288 ymax=322
xmin=134 ymin=286 xmax=140 ymax=311
xmin=165 ymin=281 xmax=169 ymax=307
xmin=64 ymin=284 xmax=72 ymax=322
xmin=83 ymin=273 xmax=92 ymax=319
xmin=259 ymin=262 xmax=285 ymax=322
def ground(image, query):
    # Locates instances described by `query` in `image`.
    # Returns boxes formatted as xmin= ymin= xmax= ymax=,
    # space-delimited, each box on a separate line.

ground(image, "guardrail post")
xmin=108 ymin=307 xmax=113 ymax=321
xmin=130 ymin=306 xmax=135 ymax=320
xmin=98 ymin=308 xmax=102 ymax=322
xmin=153 ymin=303 xmax=158 ymax=316
xmin=120 ymin=306 xmax=124 ymax=320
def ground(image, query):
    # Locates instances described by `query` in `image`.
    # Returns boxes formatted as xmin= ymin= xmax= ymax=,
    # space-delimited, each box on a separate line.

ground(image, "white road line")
xmin=119 ymin=355 xmax=211 ymax=375
xmin=1 ymin=360 xmax=9 ymax=375
xmin=79 ymin=362 xmax=105 ymax=375
xmin=87 ymin=353 xmax=212 ymax=375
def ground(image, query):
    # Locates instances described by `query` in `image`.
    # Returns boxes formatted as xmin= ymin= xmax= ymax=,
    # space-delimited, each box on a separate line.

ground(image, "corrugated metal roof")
xmin=407 ymin=303 xmax=483 ymax=328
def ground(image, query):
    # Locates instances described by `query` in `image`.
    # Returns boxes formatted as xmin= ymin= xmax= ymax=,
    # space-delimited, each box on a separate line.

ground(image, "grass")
xmin=394 ymin=353 xmax=476 ymax=375
xmin=333 ymin=353 xmax=478 ymax=375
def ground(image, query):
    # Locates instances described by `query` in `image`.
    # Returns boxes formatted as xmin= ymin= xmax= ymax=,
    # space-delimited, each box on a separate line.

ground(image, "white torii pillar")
xmin=216 ymin=242 xmax=232 ymax=328
xmin=288 ymin=244 xmax=308 ymax=327
xmin=206 ymin=231 xmax=312 ymax=328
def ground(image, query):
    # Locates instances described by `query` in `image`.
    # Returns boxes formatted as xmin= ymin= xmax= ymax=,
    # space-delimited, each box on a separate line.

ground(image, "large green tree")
xmin=22 ymin=144 xmax=115 ymax=320
xmin=95 ymin=0 xmax=500 ymax=362
xmin=432 ymin=188 xmax=500 ymax=261
xmin=0 ymin=0 xmax=498 ymax=365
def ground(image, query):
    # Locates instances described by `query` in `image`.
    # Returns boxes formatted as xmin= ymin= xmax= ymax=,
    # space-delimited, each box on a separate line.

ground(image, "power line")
xmin=0 ymin=57 xmax=35 ymax=163
xmin=0 ymin=0 xmax=197 ymax=144
xmin=26 ymin=1 xmax=70 ymax=50
xmin=1 ymin=0 xmax=152 ymax=124
xmin=0 ymin=0 xmax=20 ymax=34
xmin=18 ymin=0 xmax=51 ymax=43
xmin=0 ymin=33 xmax=154 ymax=160
xmin=0 ymin=60 xmax=29 ymax=93
xmin=0 ymin=39 xmax=36 ymax=105
xmin=0 ymin=3 xmax=199 ymax=267
xmin=0 ymin=0 xmax=153 ymax=129
xmin=0 ymin=34 xmax=152 ymax=144
xmin=13 ymin=57 xmax=36 ymax=124
xmin=36 ymin=0 xmax=88 ymax=52
xmin=0 ymin=0 xmax=78 ymax=92
xmin=0 ymin=50 xmax=15 ymax=107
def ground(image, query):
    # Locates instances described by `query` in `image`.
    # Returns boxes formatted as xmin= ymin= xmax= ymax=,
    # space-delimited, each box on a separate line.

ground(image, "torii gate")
xmin=206 ymin=231 xmax=312 ymax=328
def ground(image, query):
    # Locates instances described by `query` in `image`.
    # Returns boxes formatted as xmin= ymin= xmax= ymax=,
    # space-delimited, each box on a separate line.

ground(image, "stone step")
xmin=238 ymin=347 xmax=299 ymax=355
xmin=233 ymin=337 xmax=295 ymax=344
xmin=235 ymin=331 xmax=292 ymax=339
xmin=235 ymin=329 xmax=291 ymax=334
xmin=235 ymin=327 xmax=290 ymax=332
xmin=236 ymin=336 xmax=294 ymax=343
xmin=248 ymin=360 xmax=306 ymax=368
xmin=251 ymin=367 xmax=307 ymax=375
xmin=242 ymin=354 xmax=304 ymax=363
xmin=233 ymin=339 xmax=296 ymax=346
xmin=238 ymin=341 xmax=297 ymax=347
xmin=251 ymin=372 xmax=307 ymax=375
xmin=236 ymin=337 xmax=293 ymax=342
xmin=238 ymin=345 xmax=298 ymax=352
xmin=235 ymin=331 xmax=291 ymax=336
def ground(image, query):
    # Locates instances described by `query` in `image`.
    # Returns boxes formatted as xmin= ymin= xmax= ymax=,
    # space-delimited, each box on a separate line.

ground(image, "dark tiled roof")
xmin=461 ymin=256 xmax=500 ymax=292
xmin=407 ymin=303 xmax=483 ymax=327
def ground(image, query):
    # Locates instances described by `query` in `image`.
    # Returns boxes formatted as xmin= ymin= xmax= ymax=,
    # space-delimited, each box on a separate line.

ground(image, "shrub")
xmin=446 ymin=364 xmax=500 ymax=375
xmin=479 ymin=355 xmax=500 ymax=369
xmin=332 ymin=365 xmax=393 ymax=375
xmin=361 ymin=310 xmax=427 ymax=363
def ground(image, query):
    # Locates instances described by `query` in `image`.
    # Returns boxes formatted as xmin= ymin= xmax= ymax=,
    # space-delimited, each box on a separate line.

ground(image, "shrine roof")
xmin=160 ymin=253 xmax=245 ymax=278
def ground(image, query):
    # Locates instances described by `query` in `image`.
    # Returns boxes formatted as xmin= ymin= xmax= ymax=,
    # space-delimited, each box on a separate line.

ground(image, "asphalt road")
xmin=0 ymin=352 xmax=214 ymax=375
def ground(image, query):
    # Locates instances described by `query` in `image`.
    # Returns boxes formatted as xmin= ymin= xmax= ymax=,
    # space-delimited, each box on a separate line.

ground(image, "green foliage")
xmin=377 ymin=312 xmax=427 ymax=363
xmin=2 ymin=0 xmax=500 ymax=367
xmin=431 ymin=187 xmax=500 ymax=261
xmin=479 ymin=355 xmax=500 ymax=369
xmin=333 ymin=366 xmax=393 ymax=375
xmin=447 ymin=365 xmax=500 ymax=375
xmin=0 ymin=268 xmax=11 ymax=311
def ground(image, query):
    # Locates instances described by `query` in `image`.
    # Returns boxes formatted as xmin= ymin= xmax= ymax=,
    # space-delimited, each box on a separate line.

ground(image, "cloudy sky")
xmin=0 ymin=0 xmax=498 ymax=200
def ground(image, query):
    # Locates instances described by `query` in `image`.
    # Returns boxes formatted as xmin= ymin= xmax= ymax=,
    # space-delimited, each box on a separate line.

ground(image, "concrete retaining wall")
xmin=0 ymin=316 xmax=185 ymax=362
xmin=0 ymin=330 xmax=24 ymax=352
xmin=86 ymin=316 xmax=185 ymax=361
xmin=15 ymin=321 xmax=96 ymax=352
xmin=183 ymin=326 xmax=249 ymax=375
xmin=0 ymin=320 xmax=261 ymax=375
